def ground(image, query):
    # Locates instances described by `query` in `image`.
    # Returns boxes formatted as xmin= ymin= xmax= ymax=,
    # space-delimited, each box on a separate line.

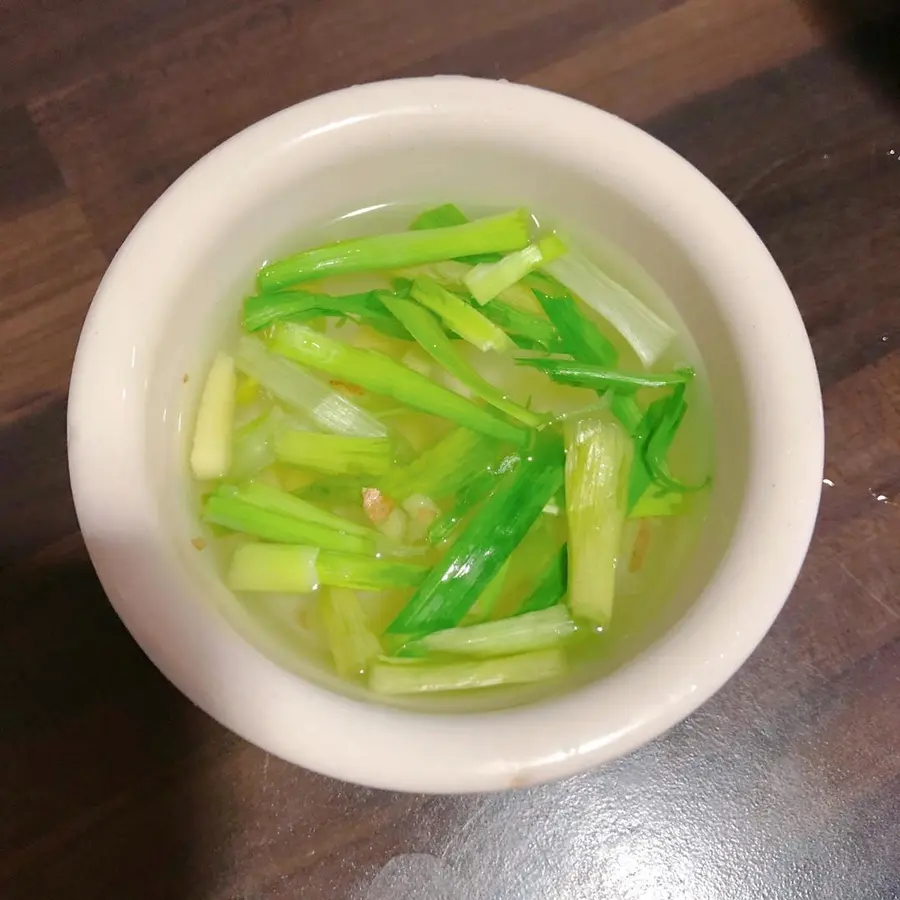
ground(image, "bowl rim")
xmin=68 ymin=76 xmax=824 ymax=793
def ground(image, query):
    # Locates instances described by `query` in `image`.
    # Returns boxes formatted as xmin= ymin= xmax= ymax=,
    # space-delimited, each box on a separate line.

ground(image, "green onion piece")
xmin=229 ymin=407 xmax=280 ymax=481
xmin=321 ymin=588 xmax=382 ymax=677
xmin=379 ymin=427 xmax=505 ymax=500
xmin=543 ymin=251 xmax=676 ymax=367
xmin=629 ymin=491 xmax=684 ymax=518
xmin=516 ymin=358 xmax=695 ymax=392
xmin=465 ymin=234 xmax=568 ymax=304
xmin=274 ymin=430 xmax=393 ymax=476
xmin=380 ymin=294 xmax=541 ymax=427
xmin=626 ymin=384 xmax=709 ymax=511
xmin=399 ymin=605 xmax=575 ymax=658
xmin=643 ymin=383 xmax=710 ymax=494
xmin=386 ymin=429 xmax=564 ymax=635
xmin=533 ymin=292 xmax=644 ymax=463
xmin=405 ymin=204 xmax=504 ymax=265
xmin=227 ymin=480 xmax=377 ymax=538
xmin=460 ymin=559 xmax=511 ymax=625
xmin=478 ymin=300 xmax=563 ymax=353
xmin=243 ymin=290 xmax=410 ymax=339
xmin=227 ymin=543 xmax=319 ymax=593
xmin=626 ymin=397 xmax=668 ymax=510
xmin=564 ymin=416 xmax=632 ymax=627
xmin=410 ymin=275 xmax=514 ymax=353
xmin=203 ymin=490 xmax=374 ymax=554
xmin=268 ymin=323 xmax=528 ymax=446
xmin=316 ymin=551 xmax=428 ymax=591
xmin=535 ymin=291 xmax=618 ymax=368
xmin=190 ymin=351 xmax=236 ymax=480
xmin=517 ymin=543 xmax=568 ymax=614
xmin=369 ymin=648 xmax=566 ymax=694
xmin=258 ymin=209 xmax=532 ymax=291
xmin=409 ymin=203 xmax=469 ymax=230
xmin=235 ymin=336 xmax=387 ymax=438
xmin=426 ymin=469 xmax=498 ymax=545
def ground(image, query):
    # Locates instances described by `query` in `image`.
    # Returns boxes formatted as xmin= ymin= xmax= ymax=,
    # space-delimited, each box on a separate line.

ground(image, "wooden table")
xmin=2 ymin=1 xmax=898 ymax=897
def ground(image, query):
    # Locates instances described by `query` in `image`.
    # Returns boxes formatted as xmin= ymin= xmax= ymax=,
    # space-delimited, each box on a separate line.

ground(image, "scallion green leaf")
xmin=516 ymin=358 xmax=694 ymax=392
xmin=380 ymin=294 xmax=541 ymax=427
xmin=268 ymin=323 xmax=528 ymax=446
xmin=386 ymin=429 xmax=564 ymax=635
xmin=258 ymin=209 xmax=532 ymax=291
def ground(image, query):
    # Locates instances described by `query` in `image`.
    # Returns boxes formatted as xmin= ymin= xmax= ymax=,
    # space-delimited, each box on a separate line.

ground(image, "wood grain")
xmin=1 ymin=1 xmax=899 ymax=898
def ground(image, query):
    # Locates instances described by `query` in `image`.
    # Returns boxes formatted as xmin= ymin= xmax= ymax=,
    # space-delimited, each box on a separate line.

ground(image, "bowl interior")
xmin=149 ymin=117 xmax=744 ymax=707
xmin=71 ymin=80 xmax=820 ymax=790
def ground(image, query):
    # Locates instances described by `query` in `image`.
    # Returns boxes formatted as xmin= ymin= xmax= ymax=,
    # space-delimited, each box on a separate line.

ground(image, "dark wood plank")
xmin=2 ymin=1 xmax=900 ymax=898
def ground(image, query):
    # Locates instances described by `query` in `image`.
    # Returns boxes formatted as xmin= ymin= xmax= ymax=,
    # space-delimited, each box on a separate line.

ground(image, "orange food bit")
xmin=362 ymin=487 xmax=395 ymax=524
xmin=329 ymin=379 xmax=365 ymax=396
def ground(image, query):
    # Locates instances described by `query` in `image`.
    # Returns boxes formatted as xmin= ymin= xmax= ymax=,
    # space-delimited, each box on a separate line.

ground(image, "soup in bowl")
xmin=68 ymin=77 xmax=822 ymax=792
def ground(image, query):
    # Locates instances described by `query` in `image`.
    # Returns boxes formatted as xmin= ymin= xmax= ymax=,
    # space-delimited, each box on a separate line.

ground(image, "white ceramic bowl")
xmin=68 ymin=77 xmax=823 ymax=793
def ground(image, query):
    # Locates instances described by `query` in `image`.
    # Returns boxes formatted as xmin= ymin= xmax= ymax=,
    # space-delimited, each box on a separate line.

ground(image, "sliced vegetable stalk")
xmin=317 ymin=550 xmax=428 ymax=591
xmin=399 ymin=261 xmax=542 ymax=316
xmin=465 ymin=234 xmax=568 ymax=304
xmin=386 ymin=429 xmax=565 ymax=635
xmin=274 ymin=430 xmax=393 ymax=476
xmin=235 ymin=336 xmax=387 ymax=438
xmin=228 ymin=543 xmax=319 ymax=593
xmin=203 ymin=489 xmax=374 ymax=554
xmin=516 ymin=358 xmax=694 ymax=392
xmin=268 ymin=323 xmax=528 ymax=446
xmin=478 ymin=300 xmax=563 ymax=353
xmin=229 ymin=407 xmax=281 ymax=481
xmin=225 ymin=480 xmax=377 ymax=538
xmin=369 ymin=648 xmax=566 ymax=694
xmin=227 ymin=543 xmax=427 ymax=592
xmin=257 ymin=209 xmax=532 ymax=291
xmin=517 ymin=543 xmax=568 ymax=614
xmin=405 ymin=203 xmax=504 ymax=266
xmin=410 ymin=276 xmax=514 ymax=353
xmin=564 ymin=416 xmax=631 ymax=627
xmin=379 ymin=427 xmax=507 ymax=501
xmin=190 ymin=351 xmax=236 ymax=480
xmin=535 ymin=292 xmax=618 ymax=368
xmin=380 ymin=294 xmax=540 ymax=427
xmin=243 ymin=289 xmax=410 ymax=339
xmin=534 ymin=292 xmax=643 ymax=436
xmin=544 ymin=251 xmax=675 ymax=367
xmin=399 ymin=605 xmax=576 ymax=658
xmin=460 ymin=559 xmax=510 ymax=625
xmin=426 ymin=474 xmax=493 ymax=545
xmin=321 ymin=588 xmax=382 ymax=677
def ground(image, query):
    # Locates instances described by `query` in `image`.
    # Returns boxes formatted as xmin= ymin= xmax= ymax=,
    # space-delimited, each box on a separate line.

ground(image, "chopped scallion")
xmin=268 ymin=323 xmax=529 ymax=446
xmin=465 ymin=234 xmax=568 ymax=304
xmin=258 ymin=209 xmax=532 ymax=291
xmin=369 ymin=648 xmax=566 ymax=694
